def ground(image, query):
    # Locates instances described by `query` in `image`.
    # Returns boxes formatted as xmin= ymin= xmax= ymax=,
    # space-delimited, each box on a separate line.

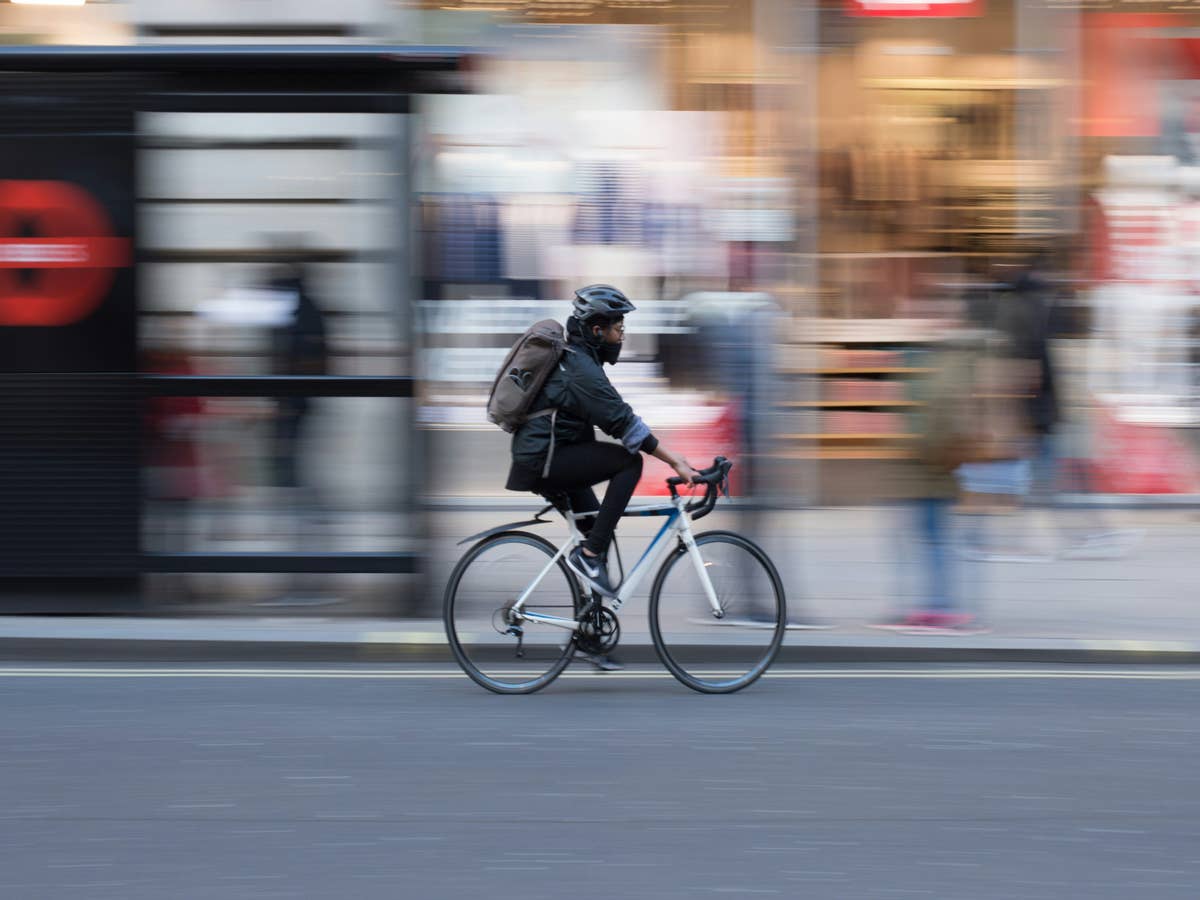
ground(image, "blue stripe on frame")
xmin=632 ymin=510 xmax=678 ymax=572
xmin=623 ymin=505 xmax=676 ymax=517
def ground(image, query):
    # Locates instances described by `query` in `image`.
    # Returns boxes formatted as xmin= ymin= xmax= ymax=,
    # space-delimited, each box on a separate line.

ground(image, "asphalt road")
xmin=4 ymin=664 xmax=1200 ymax=900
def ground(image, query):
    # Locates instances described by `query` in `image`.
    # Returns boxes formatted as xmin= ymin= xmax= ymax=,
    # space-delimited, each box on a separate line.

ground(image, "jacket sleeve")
xmin=572 ymin=363 xmax=657 ymax=454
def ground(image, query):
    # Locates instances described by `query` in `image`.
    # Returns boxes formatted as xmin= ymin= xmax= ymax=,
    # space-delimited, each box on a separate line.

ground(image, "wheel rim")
xmin=446 ymin=534 xmax=580 ymax=691
xmin=651 ymin=533 xmax=784 ymax=691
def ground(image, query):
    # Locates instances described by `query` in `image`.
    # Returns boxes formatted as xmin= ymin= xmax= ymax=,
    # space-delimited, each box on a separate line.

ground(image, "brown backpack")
xmin=486 ymin=319 xmax=567 ymax=441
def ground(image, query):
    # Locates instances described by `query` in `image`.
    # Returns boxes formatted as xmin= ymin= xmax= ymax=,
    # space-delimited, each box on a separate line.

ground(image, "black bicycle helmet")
xmin=572 ymin=284 xmax=636 ymax=324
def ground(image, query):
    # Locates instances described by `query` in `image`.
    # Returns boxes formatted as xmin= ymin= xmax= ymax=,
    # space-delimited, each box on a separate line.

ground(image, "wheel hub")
xmin=491 ymin=604 xmax=521 ymax=634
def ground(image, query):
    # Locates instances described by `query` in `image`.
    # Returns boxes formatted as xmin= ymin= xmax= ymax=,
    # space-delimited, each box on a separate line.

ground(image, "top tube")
xmin=620 ymin=501 xmax=678 ymax=518
xmin=562 ymin=501 xmax=676 ymax=521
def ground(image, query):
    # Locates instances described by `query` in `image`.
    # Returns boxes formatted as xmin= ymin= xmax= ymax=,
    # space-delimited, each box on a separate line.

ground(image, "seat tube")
xmin=566 ymin=512 xmax=586 ymax=546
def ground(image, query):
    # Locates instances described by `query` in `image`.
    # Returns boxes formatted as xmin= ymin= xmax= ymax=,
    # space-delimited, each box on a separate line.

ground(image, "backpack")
xmin=486 ymin=319 xmax=567 ymax=436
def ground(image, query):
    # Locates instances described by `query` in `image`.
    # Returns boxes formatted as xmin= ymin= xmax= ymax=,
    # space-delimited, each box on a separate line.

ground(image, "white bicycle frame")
xmin=511 ymin=493 xmax=723 ymax=632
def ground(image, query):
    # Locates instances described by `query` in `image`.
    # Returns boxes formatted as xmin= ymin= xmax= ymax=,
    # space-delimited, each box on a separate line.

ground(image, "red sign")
xmin=846 ymin=0 xmax=982 ymax=16
xmin=637 ymin=402 xmax=742 ymax=497
xmin=1089 ymin=407 xmax=1200 ymax=494
xmin=1080 ymin=14 xmax=1178 ymax=137
xmin=0 ymin=180 xmax=131 ymax=326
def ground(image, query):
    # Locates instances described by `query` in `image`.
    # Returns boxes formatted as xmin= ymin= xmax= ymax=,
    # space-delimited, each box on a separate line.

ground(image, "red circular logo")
xmin=0 ymin=180 xmax=131 ymax=326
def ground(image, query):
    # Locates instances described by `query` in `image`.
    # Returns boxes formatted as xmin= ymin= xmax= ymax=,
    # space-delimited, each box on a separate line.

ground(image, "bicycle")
xmin=443 ymin=456 xmax=786 ymax=694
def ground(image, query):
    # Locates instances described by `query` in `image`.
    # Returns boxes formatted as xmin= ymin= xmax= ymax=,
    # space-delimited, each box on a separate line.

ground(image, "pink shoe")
xmin=921 ymin=612 xmax=989 ymax=634
xmin=922 ymin=612 xmax=972 ymax=628
xmin=870 ymin=612 xmax=933 ymax=630
xmin=870 ymin=611 xmax=987 ymax=634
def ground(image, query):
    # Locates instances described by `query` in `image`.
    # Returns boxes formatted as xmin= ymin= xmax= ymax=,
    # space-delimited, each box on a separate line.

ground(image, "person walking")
xmin=875 ymin=330 xmax=988 ymax=633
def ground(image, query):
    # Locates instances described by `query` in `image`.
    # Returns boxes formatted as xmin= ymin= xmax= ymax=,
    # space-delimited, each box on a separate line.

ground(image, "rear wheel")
xmin=649 ymin=531 xmax=786 ymax=693
xmin=444 ymin=531 xmax=584 ymax=694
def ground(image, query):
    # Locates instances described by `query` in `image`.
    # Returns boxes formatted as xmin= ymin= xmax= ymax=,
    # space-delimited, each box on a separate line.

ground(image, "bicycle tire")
xmin=649 ymin=530 xmax=786 ymax=694
xmin=444 ymin=531 xmax=585 ymax=694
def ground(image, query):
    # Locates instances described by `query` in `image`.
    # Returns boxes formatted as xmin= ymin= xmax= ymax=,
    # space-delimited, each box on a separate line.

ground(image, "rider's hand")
xmin=672 ymin=458 xmax=701 ymax=485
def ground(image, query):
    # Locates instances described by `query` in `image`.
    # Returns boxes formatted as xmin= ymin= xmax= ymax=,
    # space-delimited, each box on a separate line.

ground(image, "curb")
xmin=2 ymin=636 xmax=1198 ymax=666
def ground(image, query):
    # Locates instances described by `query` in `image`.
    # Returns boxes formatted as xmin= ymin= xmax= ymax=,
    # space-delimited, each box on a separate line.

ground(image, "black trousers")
xmin=537 ymin=441 xmax=643 ymax=557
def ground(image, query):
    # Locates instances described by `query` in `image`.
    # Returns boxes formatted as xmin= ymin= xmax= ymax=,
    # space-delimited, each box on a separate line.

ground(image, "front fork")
xmin=678 ymin=516 xmax=724 ymax=618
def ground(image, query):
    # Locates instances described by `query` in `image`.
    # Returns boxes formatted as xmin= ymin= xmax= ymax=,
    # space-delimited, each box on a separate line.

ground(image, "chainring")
xmin=576 ymin=607 xmax=620 ymax=655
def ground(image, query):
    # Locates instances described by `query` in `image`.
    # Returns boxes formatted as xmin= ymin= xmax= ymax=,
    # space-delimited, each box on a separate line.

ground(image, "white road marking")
xmin=0 ymin=666 xmax=1198 ymax=680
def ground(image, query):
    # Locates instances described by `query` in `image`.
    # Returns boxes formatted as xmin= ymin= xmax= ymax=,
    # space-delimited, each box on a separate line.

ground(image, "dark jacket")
xmin=268 ymin=273 xmax=328 ymax=418
xmin=505 ymin=323 xmax=657 ymax=492
xmin=997 ymin=276 xmax=1058 ymax=435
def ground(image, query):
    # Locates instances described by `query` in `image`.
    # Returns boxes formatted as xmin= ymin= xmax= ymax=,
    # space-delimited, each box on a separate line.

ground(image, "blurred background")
xmin=1 ymin=0 xmax=1198 ymax=635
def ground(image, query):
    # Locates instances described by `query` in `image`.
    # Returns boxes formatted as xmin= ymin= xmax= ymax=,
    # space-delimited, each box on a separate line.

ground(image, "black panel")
xmin=143 ymin=376 xmax=415 ymax=399
xmin=0 ymin=375 xmax=139 ymax=577
xmin=0 ymin=76 xmax=138 ymax=590
xmin=0 ymin=72 xmax=140 ymax=136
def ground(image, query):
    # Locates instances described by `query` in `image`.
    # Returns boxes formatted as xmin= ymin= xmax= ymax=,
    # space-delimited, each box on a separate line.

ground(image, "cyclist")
xmin=506 ymin=284 xmax=699 ymax=599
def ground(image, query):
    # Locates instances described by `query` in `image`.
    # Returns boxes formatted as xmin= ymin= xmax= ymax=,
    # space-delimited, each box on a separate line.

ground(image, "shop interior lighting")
xmin=883 ymin=44 xmax=952 ymax=56
xmin=10 ymin=0 xmax=89 ymax=6
xmin=442 ymin=0 xmax=516 ymax=9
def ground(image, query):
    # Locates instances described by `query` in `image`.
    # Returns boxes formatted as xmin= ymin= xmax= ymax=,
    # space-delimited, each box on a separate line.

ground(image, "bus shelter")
xmin=0 ymin=45 xmax=470 ymax=613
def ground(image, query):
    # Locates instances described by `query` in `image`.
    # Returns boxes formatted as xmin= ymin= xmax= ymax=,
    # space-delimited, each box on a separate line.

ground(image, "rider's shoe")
xmin=567 ymin=546 xmax=616 ymax=597
xmin=579 ymin=652 xmax=624 ymax=672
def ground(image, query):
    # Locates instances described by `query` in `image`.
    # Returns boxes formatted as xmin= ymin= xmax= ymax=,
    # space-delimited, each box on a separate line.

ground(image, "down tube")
xmin=613 ymin=511 xmax=679 ymax=609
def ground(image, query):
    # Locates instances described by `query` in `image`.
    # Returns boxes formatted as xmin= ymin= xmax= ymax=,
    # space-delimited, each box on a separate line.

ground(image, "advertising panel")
xmin=0 ymin=77 xmax=139 ymax=589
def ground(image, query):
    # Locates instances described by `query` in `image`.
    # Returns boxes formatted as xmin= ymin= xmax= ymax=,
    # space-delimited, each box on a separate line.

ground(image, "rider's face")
xmin=594 ymin=318 xmax=625 ymax=344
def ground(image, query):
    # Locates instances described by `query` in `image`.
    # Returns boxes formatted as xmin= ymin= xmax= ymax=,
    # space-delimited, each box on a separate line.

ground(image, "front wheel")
xmin=649 ymin=531 xmax=786 ymax=693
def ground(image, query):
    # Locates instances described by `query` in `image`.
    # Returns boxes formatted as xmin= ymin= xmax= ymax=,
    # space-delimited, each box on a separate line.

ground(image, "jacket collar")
xmin=566 ymin=320 xmax=602 ymax=363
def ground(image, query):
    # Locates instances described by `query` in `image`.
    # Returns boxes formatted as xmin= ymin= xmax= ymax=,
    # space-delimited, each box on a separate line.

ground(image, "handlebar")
xmin=666 ymin=456 xmax=732 ymax=520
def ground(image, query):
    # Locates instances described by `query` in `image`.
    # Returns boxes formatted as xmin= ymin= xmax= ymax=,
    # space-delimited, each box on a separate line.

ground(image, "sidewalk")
xmin=2 ymin=504 xmax=1197 ymax=665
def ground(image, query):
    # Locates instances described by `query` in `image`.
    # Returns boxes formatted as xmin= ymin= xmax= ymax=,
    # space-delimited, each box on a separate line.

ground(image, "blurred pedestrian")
xmin=689 ymin=293 xmax=774 ymax=497
xmin=689 ymin=292 xmax=827 ymax=628
xmin=145 ymin=347 xmax=209 ymax=522
xmin=258 ymin=260 xmax=337 ymax=608
xmin=266 ymin=261 xmax=329 ymax=508
xmin=143 ymin=335 xmax=235 ymax=608
xmin=1001 ymin=262 xmax=1141 ymax=558
xmin=875 ymin=328 xmax=990 ymax=633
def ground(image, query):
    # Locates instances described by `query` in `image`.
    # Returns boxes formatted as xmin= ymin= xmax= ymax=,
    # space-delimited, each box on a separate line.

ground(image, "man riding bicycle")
xmin=505 ymin=284 xmax=700 ymax=600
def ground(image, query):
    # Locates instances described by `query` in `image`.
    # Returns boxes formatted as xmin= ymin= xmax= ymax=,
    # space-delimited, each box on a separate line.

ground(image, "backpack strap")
xmin=541 ymin=408 xmax=558 ymax=479
xmin=526 ymin=349 xmax=570 ymax=479
xmin=533 ymin=350 xmax=575 ymax=479
xmin=518 ymin=406 xmax=559 ymax=479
